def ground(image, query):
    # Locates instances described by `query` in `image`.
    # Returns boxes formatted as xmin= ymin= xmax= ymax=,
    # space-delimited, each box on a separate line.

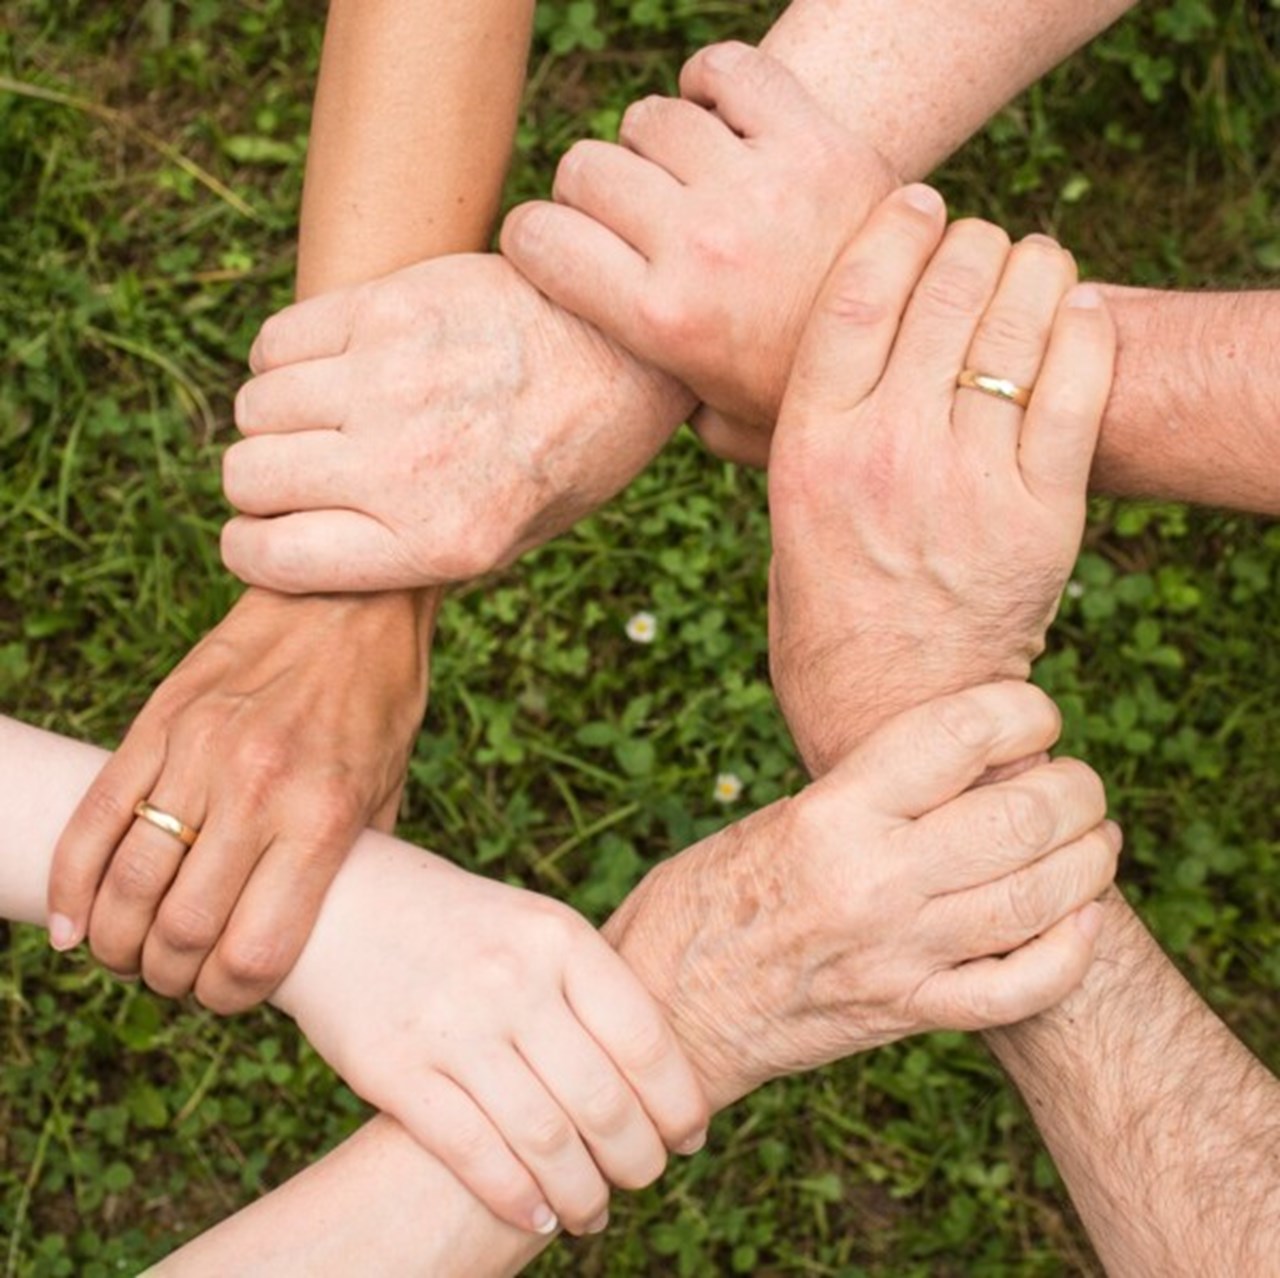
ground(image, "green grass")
xmin=1 ymin=0 xmax=1277 ymax=1273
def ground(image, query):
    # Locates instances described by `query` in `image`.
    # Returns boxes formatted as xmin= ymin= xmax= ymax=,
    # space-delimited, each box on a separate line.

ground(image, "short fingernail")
xmin=1020 ymin=232 xmax=1061 ymax=250
xmin=1066 ymin=283 xmax=1103 ymax=309
xmin=1104 ymin=819 xmax=1124 ymax=852
xmin=901 ymin=183 xmax=944 ymax=216
xmin=1074 ymin=902 xmax=1104 ymax=941
xmin=48 ymin=913 xmax=80 ymax=952
xmin=585 ymin=1210 xmax=610 ymax=1235
xmin=675 ymin=1129 xmax=707 ymax=1156
xmin=531 ymin=1204 xmax=559 ymax=1236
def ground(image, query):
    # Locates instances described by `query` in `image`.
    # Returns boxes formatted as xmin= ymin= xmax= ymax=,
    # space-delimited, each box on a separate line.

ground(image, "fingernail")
xmin=675 ymin=1130 xmax=707 ymax=1156
xmin=585 ymin=1210 xmax=610 ymax=1235
xmin=48 ymin=913 xmax=80 ymax=951
xmin=531 ymin=1204 xmax=559 ymax=1236
xmin=1066 ymin=284 xmax=1103 ymax=309
xmin=901 ymin=184 xmax=944 ymax=217
xmin=1074 ymin=902 xmax=1104 ymax=941
xmin=1104 ymin=819 xmax=1124 ymax=852
xmin=1020 ymin=232 xmax=1060 ymax=250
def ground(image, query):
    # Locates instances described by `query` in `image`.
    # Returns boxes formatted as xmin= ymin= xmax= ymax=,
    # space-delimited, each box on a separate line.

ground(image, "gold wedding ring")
xmin=957 ymin=368 xmax=1033 ymax=409
xmin=133 ymin=800 xmax=200 ymax=849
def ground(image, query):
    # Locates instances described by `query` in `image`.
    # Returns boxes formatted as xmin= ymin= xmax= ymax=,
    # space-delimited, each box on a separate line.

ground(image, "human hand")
xmin=221 ymin=254 xmax=694 ymax=593
xmin=766 ymin=188 xmax=1115 ymax=774
xmin=47 ymin=588 xmax=432 ymax=1012
xmin=605 ymin=682 xmax=1117 ymax=1109
xmin=273 ymin=836 xmax=709 ymax=1238
xmin=502 ymin=41 xmax=895 ymax=467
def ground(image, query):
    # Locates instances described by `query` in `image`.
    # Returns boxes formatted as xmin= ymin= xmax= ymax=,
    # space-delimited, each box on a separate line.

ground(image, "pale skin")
xmin=2 ymin=676 xmax=1113 ymax=1273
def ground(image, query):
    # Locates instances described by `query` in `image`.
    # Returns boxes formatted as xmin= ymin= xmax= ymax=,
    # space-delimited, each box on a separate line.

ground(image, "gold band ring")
xmin=957 ymin=368 xmax=1033 ymax=409
xmin=133 ymin=800 xmax=200 ymax=849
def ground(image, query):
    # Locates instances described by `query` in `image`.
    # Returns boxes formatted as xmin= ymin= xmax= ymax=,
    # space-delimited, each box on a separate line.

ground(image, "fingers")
xmin=500 ymin=202 xmax=648 ymax=349
xmin=517 ymin=1017 xmax=667 ymax=1192
xmin=831 ymin=682 xmax=1063 ymax=820
xmin=679 ymin=41 xmax=817 ymax=141
xmin=47 ymin=737 xmax=164 ymax=951
xmin=234 ymin=357 xmax=350 ymax=436
xmin=917 ymin=756 xmax=1108 ymax=894
xmin=1019 ymin=284 xmax=1115 ymax=504
xmin=779 ymin=184 xmax=948 ymax=422
xmin=933 ymin=820 xmax=1121 ymax=960
xmin=221 ymin=510 xmax=410 ymax=594
xmin=390 ymin=1072 xmax=560 ymax=1236
xmin=552 ymin=138 xmax=681 ymax=251
xmin=953 ymin=234 xmax=1077 ymax=450
xmin=616 ymin=94 xmax=740 ymax=182
xmin=921 ymin=902 xmax=1105 ymax=1031
xmin=191 ymin=836 xmax=343 ymax=1014
xmin=690 ymin=405 xmax=772 ymax=469
xmin=85 ymin=777 xmax=207 ymax=976
xmin=878 ymin=218 xmax=1012 ymax=417
xmin=563 ymin=948 xmax=710 ymax=1154
xmin=222 ymin=433 xmax=358 ymax=518
xmin=452 ymin=1050 xmax=611 ymax=1236
xmin=248 ymin=291 xmax=356 ymax=375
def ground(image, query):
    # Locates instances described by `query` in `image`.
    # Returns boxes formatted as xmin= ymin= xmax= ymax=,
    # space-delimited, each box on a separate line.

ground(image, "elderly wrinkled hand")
xmin=605 ymin=682 xmax=1117 ymax=1108
xmin=766 ymin=188 xmax=1115 ymax=773
xmin=502 ymin=41 xmax=896 ymax=467
xmin=221 ymin=254 xmax=694 ymax=594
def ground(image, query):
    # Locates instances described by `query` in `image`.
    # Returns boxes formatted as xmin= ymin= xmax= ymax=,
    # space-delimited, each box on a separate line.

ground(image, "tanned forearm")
xmin=297 ymin=0 xmax=534 ymax=295
xmin=986 ymin=889 xmax=1280 ymax=1275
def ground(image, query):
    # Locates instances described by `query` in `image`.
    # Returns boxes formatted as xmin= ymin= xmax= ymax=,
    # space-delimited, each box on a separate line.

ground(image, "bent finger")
xmin=923 ymin=903 xmax=1104 ymax=1031
xmin=385 ymin=1072 xmax=559 ymax=1236
xmin=1019 ymin=284 xmax=1115 ymax=506
xmin=553 ymin=139 xmax=681 ymax=252
xmin=222 ymin=432 xmax=358 ymax=518
xmin=234 ymin=357 xmax=350 ymax=436
xmin=934 ymin=821 xmax=1121 ymax=959
xmin=679 ymin=42 xmax=817 ymax=141
xmin=564 ymin=949 xmax=709 ymax=1154
xmin=454 ymin=1050 xmax=610 ymax=1237
xmin=618 ymin=94 xmax=740 ymax=181
xmin=48 ymin=739 xmax=165 ymax=950
xmin=830 ymin=681 xmax=1063 ymax=820
xmin=917 ymin=756 xmax=1108 ymax=894
xmin=779 ymin=184 xmax=947 ymax=423
xmin=248 ymin=291 xmax=356 ymax=374
xmin=221 ymin=510 xmax=412 ymax=594
xmin=501 ymin=202 xmax=651 ymax=359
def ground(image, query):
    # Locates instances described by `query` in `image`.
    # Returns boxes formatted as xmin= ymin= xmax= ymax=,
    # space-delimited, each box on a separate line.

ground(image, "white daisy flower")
xmin=1065 ymin=581 xmax=1085 ymax=600
xmin=713 ymin=772 xmax=743 ymax=804
xmin=625 ymin=611 xmax=657 ymax=644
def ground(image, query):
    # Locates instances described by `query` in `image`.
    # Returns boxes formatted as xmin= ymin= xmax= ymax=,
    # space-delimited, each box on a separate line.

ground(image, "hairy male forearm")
xmin=1093 ymin=287 xmax=1280 ymax=512
xmin=986 ymin=890 xmax=1280 ymax=1275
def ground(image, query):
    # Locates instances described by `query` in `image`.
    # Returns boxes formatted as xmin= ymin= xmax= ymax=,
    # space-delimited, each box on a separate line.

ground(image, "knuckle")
xmin=919 ymin=259 xmax=992 ymax=316
xmin=154 ymin=900 xmax=223 ymax=955
xmin=617 ymin=1016 xmax=675 ymax=1074
xmin=308 ymin=777 xmax=365 ymax=844
xmin=977 ymin=304 xmax=1045 ymax=353
xmin=998 ymin=784 xmax=1057 ymax=853
xmin=229 ymin=734 xmax=291 ymax=785
xmin=929 ymin=690 xmax=995 ymax=753
xmin=214 ymin=930 xmax=291 ymax=991
xmin=687 ymin=222 xmax=745 ymax=273
xmin=1003 ymin=867 xmax=1051 ymax=936
xmin=523 ymin=1109 xmax=575 ymax=1159
xmin=578 ymin=1077 xmax=633 ymax=1137
xmin=442 ymin=1114 xmax=498 ymax=1169
xmin=822 ymin=259 xmax=894 ymax=328
xmin=637 ymin=290 xmax=697 ymax=347
xmin=109 ymin=847 xmax=171 ymax=902
xmin=616 ymin=1145 xmax=667 ymax=1192
xmin=80 ymin=782 xmax=134 ymax=837
xmin=251 ymin=316 xmax=284 ymax=370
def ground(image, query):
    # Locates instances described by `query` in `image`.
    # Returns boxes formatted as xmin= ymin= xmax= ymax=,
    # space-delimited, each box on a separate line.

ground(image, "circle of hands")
xmin=47 ymin=44 xmax=1122 ymax=1239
